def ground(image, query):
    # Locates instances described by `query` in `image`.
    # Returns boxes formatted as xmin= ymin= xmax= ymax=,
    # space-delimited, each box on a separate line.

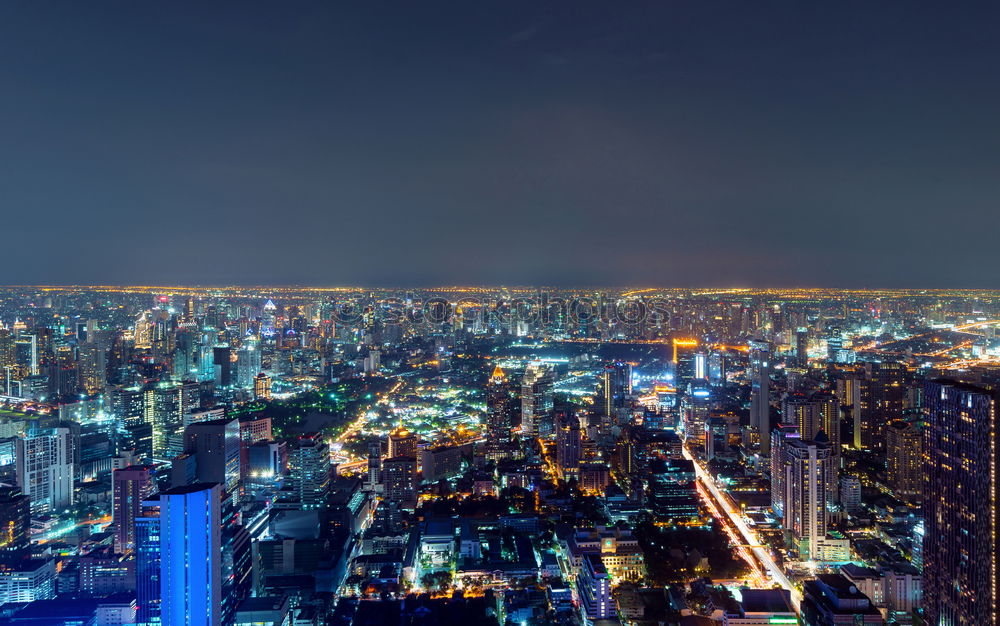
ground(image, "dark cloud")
xmin=1 ymin=1 xmax=998 ymax=287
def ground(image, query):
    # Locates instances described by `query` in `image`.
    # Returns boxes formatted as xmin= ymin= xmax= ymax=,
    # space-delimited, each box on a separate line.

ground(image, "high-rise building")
xmin=521 ymin=363 xmax=553 ymax=437
xmin=387 ymin=426 xmax=417 ymax=459
xmin=159 ymin=483 xmax=222 ymax=626
xmin=182 ymin=418 xmax=240 ymax=498
xmin=286 ymin=433 xmax=331 ymax=509
xmin=556 ymin=413 xmax=582 ymax=479
xmin=16 ymin=427 xmax=73 ymax=515
xmin=601 ymin=361 xmax=632 ymax=418
xmin=794 ymin=327 xmax=809 ymax=367
xmin=112 ymin=465 xmax=155 ymax=553
xmin=365 ymin=440 xmax=381 ymax=492
xmin=135 ymin=499 xmax=161 ymax=625
xmin=841 ymin=361 xmax=907 ymax=450
xmin=748 ymin=339 xmax=772 ymax=454
xmin=923 ymin=379 xmax=999 ymax=625
xmin=769 ymin=423 xmax=800 ymax=519
xmin=784 ymin=433 xmax=833 ymax=560
xmin=382 ymin=456 xmax=417 ymax=510
xmin=484 ymin=365 xmax=516 ymax=460
xmin=235 ymin=343 xmax=261 ymax=390
xmin=253 ymin=373 xmax=272 ymax=400
xmin=578 ymin=554 xmax=614 ymax=620
xmin=885 ymin=419 xmax=922 ymax=503
xmin=0 ymin=487 xmax=30 ymax=564
xmin=145 ymin=381 xmax=201 ymax=459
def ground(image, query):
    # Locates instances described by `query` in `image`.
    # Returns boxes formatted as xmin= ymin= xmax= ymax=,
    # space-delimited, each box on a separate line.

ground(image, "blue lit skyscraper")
xmin=159 ymin=483 xmax=222 ymax=626
xmin=135 ymin=497 xmax=161 ymax=626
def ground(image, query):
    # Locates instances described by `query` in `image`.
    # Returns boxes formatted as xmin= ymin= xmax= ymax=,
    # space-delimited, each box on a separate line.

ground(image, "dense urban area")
xmin=0 ymin=286 xmax=993 ymax=625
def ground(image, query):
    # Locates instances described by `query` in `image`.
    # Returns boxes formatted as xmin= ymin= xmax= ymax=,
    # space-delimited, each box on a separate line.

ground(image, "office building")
xmin=16 ymin=427 xmax=74 ymax=515
xmin=112 ymin=465 xmax=155 ymax=553
xmin=159 ymin=483 xmax=222 ymax=626
xmin=923 ymin=379 xmax=999 ymax=625
xmin=885 ymin=419 xmax=922 ymax=503
xmin=748 ymin=339 xmax=771 ymax=454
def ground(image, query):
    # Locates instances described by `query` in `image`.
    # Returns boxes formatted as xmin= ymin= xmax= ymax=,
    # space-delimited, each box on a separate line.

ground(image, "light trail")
xmin=683 ymin=445 xmax=801 ymax=612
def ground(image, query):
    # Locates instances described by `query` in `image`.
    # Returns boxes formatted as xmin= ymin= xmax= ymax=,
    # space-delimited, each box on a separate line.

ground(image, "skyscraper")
xmin=0 ymin=487 xmax=30 ymax=563
xmin=521 ymin=363 xmax=553 ymax=437
xmin=159 ymin=483 xmax=222 ymax=626
xmin=183 ymin=418 xmax=240 ymax=498
xmin=387 ymin=426 xmax=417 ymax=459
xmin=601 ymin=361 xmax=632 ymax=418
xmin=769 ymin=423 xmax=800 ymax=520
xmin=784 ymin=433 xmax=833 ymax=560
xmin=923 ymin=379 xmax=998 ymax=625
xmin=484 ymin=365 xmax=515 ymax=460
xmin=286 ymin=433 xmax=331 ymax=509
xmin=748 ymin=339 xmax=771 ymax=454
xmin=382 ymin=455 xmax=417 ymax=510
xmin=15 ymin=427 xmax=73 ymax=515
xmin=112 ymin=465 xmax=155 ymax=553
xmin=556 ymin=413 xmax=582 ymax=479
xmin=135 ymin=496 xmax=161 ymax=626
xmin=885 ymin=419 xmax=922 ymax=504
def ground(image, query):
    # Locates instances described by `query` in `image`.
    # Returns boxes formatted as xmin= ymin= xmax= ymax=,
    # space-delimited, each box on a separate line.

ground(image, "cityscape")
xmin=3 ymin=2 xmax=999 ymax=624
xmin=0 ymin=286 xmax=993 ymax=624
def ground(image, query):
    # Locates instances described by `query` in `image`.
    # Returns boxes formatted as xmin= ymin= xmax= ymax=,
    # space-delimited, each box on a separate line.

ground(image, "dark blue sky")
xmin=2 ymin=1 xmax=999 ymax=287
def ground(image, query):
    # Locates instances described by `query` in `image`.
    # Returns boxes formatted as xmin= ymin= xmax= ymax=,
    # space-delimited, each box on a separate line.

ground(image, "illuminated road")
xmin=682 ymin=445 xmax=801 ymax=612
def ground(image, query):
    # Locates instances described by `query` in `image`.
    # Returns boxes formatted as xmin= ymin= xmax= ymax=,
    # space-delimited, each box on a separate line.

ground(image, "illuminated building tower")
xmin=287 ymin=433 xmax=331 ymax=509
xmin=388 ymin=426 xmax=418 ymax=459
xmin=112 ymin=465 xmax=155 ymax=553
xmin=235 ymin=343 xmax=261 ymax=389
xmin=159 ymin=483 xmax=222 ymax=626
xmin=783 ymin=392 xmax=840 ymax=499
xmin=784 ymin=433 xmax=832 ymax=560
xmin=842 ymin=361 xmax=907 ymax=450
xmin=237 ymin=415 xmax=272 ymax=479
xmin=708 ymin=351 xmax=725 ymax=386
xmin=693 ymin=351 xmax=708 ymax=381
xmin=826 ymin=324 xmax=843 ymax=361
xmin=0 ymin=487 xmax=30 ymax=564
xmin=705 ymin=417 xmax=728 ymax=461
xmin=769 ymin=424 xmax=800 ymax=519
xmin=365 ymin=440 xmax=382 ymax=492
xmin=77 ymin=342 xmax=107 ymax=395
xmin=600 ymin=361 xmax=632 ymax=418
xmin=253 ymin=373 xmax=272 ymax=400
xmin=382 ymin=456 xmax=417 ymax=510
xmin=555 ymin=413 xmax=582 ymax=479
xmin=748 ymin=339 xmax=772 ymax=454
xmin=649 ymin=458 xmax=700 ymax=524
xmin=794 ymin=327 xmax=809 ymax=367
xmin=183 ymin=419 xmax=240 ymax=498
xmin=14 ymin=334 xmax=38 ymax=377
xmin=484 ymin=365 xmax=516 ymax=461
xmin=15 ymin=427 xmax=74 ymax=515
xmin=923 ymin=379 xmax=999 ymax=625
xmin=145 ymin=381 xmax=201 ymax=459
xmin=261 ymin=299 xmax=277 ymax=338
xmin=578 ymin=554 xmax=614 ymax=620
xmin=885 ymin=419 xmax=922 ymax=503
xmin=521 ymin=363 xmax=554 ymax=437
xmin=671 ymin=338 xmax=698 ymax=387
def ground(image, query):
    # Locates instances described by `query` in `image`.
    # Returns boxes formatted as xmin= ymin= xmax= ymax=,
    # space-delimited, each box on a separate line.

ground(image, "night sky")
xmin=2 ymin=2 xmax=999 ymax=287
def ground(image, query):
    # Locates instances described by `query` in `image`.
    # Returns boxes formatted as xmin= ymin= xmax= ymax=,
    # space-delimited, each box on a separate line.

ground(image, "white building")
xmin=16 ymin=427 xmax=74 ymax=515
